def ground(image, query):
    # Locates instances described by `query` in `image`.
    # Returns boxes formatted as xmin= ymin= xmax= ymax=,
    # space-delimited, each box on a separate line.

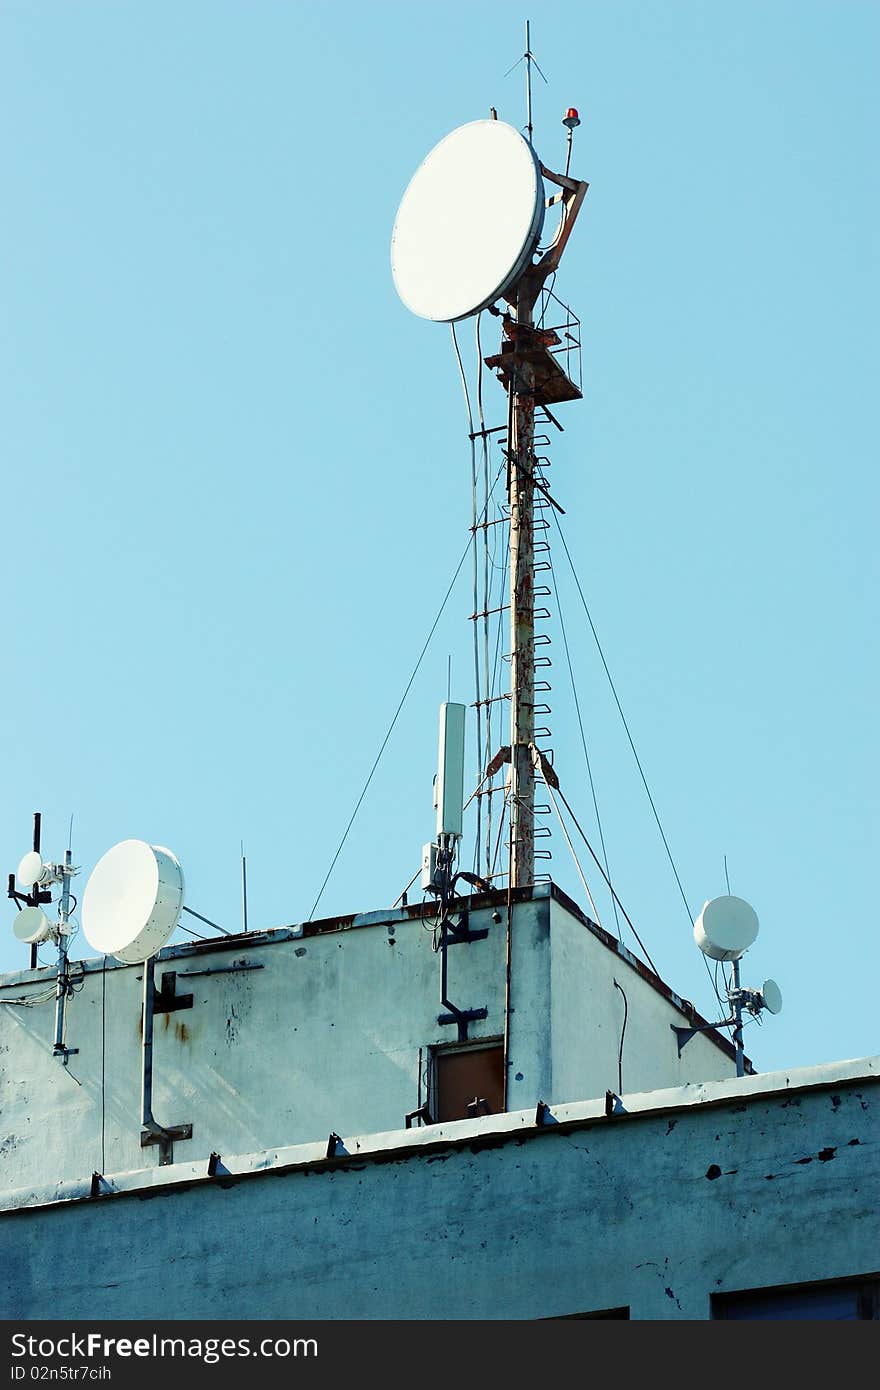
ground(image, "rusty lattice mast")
xmin=494 ymin=142 xmax=588 ymax=888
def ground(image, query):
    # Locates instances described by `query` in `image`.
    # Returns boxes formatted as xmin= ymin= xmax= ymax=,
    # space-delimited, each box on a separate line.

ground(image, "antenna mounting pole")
xmin=525 ymin=20 xmax=533 ymax=145
xmin=507 ymin=282 xmax=537 ymax=888
xmin=241 ymin=841 xmax=248 ymax=934
xmin=30 ymin=812 xmax=41 ymax=969
xmin=731 ymin=955 xmax=746 ymax=1078
xmin=52 ymin=848 xmax=78 ymax=1065
xmin=520 ymin=22 xmax=548 ymax=146
xmin=502 ymin=167 xmax=588 ymax=890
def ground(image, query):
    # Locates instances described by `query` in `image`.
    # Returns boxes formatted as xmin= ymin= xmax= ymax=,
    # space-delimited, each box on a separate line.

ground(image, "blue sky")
xmin=1 ymin=1 xmax=877 ymax=1077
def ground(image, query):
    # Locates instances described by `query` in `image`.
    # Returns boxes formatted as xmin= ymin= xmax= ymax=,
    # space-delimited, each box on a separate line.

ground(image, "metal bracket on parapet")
xmin=466 ymin=1096 xmax=491 ymax=1117
xmin=140 ymin=1120 xmax=193 ymax=1166
xmin=443 ymin=911 xmax=488 ymax=946
xmin=153 ymin=971 xmax=194 ymax=1014
xmin=605 ymin=1090 xmax=626 ymax=1117
xmin=438 ymin=911 xmax=489 ymax=1041
xmin=437 ymin=1004 xmax=488 ymax=1043
xmin=671 ymin=1025 xmax=701 ymax=1057
xmin=405 ymin=1104 xmax=431 ymax=1129
xmin=671 ymin=1017 xmax=735 ymax=1059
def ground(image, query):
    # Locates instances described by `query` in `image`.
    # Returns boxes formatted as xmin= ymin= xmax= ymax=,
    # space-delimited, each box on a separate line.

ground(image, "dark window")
xmin=714 ymin=1276 xmax=880 ymax=1320
xmin=544 ymin=1307 xmax=630 ymax=1320
xmin=431 ymin=1041 xmax=504 ymax=1122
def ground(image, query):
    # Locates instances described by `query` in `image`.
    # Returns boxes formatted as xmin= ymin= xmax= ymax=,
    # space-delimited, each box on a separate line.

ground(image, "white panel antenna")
xmin=435 ymin=702 xmax=466 ymax=839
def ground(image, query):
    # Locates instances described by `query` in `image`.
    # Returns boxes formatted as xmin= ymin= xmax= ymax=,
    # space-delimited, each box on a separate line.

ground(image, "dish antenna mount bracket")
xmin=503 ymin=164 xmax=588 ymax=316
xmin=140 ymin=955 xmax=193 ymax=1165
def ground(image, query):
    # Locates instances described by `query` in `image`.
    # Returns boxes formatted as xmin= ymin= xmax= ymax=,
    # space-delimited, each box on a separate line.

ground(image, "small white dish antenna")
xmin=693 ymin=895 xmax=759 ymax=962
xmin=17 ymin=850 xmax=49 ymax=890
xmin=760 ymin=978 xmax=783 ymax=1015
xmin=12 ymin=906 xmax=53 ymax=945
xmin=391 ymin=118 xmax=545 ymax=323
xmin=81 ymin=839 xmax=185 ymax=964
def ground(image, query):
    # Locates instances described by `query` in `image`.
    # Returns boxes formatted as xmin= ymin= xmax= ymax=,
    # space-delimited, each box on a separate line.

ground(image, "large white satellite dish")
xmin=391 ymin=119 xmax=545 ymax=323
xmin=693 ymin=895 xmax=759 ymax=962
xmin=81 ymin=839 xmax=185 ymax=964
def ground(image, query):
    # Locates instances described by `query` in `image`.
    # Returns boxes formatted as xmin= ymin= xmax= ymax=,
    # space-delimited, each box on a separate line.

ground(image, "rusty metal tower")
xmin=391 ymin=97 xmax=588 ymax=891
xmin=492 ymin=167 xmax=587 ymax=886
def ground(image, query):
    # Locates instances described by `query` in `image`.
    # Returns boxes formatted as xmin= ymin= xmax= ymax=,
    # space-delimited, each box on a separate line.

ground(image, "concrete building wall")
xmin=0 ymin=1061 xmax=875 ymax=1320
xmin=548 ymin=896 xmax=736 ymax=1104
xmin=0 ymin=887 xmax=739 ymax=1194
xmin=505 ymin=894 xmax=552 ymax=1110
xmin=0 ymin=913 xmax=502 ymax=1191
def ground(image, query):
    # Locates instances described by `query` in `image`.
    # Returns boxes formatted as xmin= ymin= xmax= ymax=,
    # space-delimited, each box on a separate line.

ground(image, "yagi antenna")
xmin=673 ymin=894 xmax=783 ymax=1077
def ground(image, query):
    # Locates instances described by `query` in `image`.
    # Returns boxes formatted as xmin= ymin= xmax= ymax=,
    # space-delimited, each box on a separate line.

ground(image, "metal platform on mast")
xmin=484 ymin=308 xmax=582 ymax=407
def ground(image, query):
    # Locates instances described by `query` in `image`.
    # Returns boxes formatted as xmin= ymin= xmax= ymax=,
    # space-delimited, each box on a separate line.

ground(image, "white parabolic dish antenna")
xmin=391 ymin=119 xmax=546 ymax=323
xmin=12 ymin=906 xmax=52 ymax=944
xmin=81 ymin=839 xmax=185 ymax=964
xmin=761 ymin=979 xmax=783 ymax=1015
xmin=693 ymin=895 xmax=759 ymax=962
xmin=17 ymin=850 xmax=46 ymax=890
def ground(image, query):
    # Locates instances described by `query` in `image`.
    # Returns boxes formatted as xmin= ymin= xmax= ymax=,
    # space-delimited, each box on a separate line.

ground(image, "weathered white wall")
xmin=0 ymin=1062 xmax=875 ymax=1320
xmin=505 ymin=895 xmax=553 ymax=1110
xmin=0 ymin=908 xmax=503 ymax=1191
xmin=0 ymin=887 xmax=738 ymax=1194
xmin=549 ymin=896 xmax=737 ymax=1103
